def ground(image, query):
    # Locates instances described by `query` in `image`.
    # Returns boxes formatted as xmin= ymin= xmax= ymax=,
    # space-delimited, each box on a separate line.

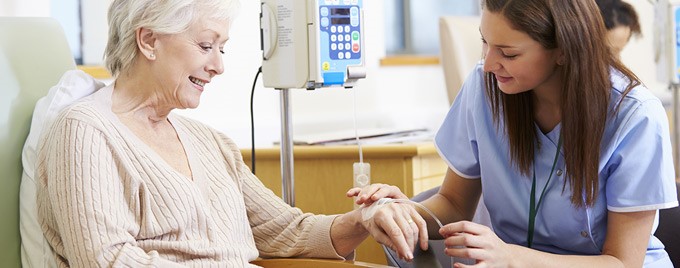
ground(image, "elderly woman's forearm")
xmin=330 ymin=210 xmax=369 ymax=257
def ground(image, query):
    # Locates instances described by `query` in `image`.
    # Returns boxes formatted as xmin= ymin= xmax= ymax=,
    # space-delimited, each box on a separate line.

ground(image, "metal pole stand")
xmin=279 ymin=88 xmax=295 ymax=206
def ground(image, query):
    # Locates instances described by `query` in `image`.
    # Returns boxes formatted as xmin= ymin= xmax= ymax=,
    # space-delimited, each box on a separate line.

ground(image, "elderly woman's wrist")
xmin=345 ymin=209 xmax=369 ymax=233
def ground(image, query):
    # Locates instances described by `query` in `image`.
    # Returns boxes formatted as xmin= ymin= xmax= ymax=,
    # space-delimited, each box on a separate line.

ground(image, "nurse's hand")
xmin=440 ymin=221 xmax=511 ymax=267
xmin=346 ymin=183 xmax=408 ymax=206
xmin=346 ymin=184 xmax=427 ymax=261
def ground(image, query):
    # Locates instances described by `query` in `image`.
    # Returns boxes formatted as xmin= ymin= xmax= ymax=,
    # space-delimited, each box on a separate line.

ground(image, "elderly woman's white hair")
xmin=104 ymin=0 xmax=240 ymax=77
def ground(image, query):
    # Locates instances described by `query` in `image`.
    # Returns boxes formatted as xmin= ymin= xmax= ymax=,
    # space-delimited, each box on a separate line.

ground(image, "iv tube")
xmin=352 ymin=87 xmax=364 ymax=164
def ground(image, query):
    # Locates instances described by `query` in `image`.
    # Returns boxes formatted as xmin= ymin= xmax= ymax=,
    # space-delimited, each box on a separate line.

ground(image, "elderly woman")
xmin=36 ymin=0 xmax=425 ymax=266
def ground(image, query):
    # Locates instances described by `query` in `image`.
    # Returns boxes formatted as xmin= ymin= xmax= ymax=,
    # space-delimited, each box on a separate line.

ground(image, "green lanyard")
xmin=527 ymin=136 xmax=562 ymax=248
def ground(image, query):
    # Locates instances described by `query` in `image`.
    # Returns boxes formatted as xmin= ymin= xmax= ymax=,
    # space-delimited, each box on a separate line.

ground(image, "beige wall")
xmin=0 ymin=0 xmax=49 ymax=16
xmin=621 ymin=0 xmax=671 ymax=102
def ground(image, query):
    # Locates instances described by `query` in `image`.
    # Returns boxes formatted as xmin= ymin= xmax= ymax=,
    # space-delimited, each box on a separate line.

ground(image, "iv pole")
xmin=279 ymin=88 xmax=295 ymax=206
xmin=259 ymin=1 xmax=366 ymax=207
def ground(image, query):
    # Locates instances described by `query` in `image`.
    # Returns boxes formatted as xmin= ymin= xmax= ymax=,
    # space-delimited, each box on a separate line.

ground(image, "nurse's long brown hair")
xmin=482 ymin=0 xmax=640 ymax=207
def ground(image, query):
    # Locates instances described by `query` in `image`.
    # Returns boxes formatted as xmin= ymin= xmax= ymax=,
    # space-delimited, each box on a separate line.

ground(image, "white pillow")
xmin=20 ymin=70 xmax=105 ymax=268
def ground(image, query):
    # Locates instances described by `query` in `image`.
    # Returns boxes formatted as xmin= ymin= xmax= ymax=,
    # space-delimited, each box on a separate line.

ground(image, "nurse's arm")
xmin=419 ymin=168 xmax=482 ymax=239
xmin=505 ymin=210 xmax=654 ymax=268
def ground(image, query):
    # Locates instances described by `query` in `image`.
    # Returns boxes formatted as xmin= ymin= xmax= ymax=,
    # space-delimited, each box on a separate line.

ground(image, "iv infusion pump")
xmin=260 ymin=0 xmax=366 ymax=89
xmin=655 ymin=0 xmax=680 ymax=84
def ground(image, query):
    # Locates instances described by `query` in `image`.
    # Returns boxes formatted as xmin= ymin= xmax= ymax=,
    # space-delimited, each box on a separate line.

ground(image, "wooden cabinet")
xmin=241 ymin=143 xmax=447 ymax=265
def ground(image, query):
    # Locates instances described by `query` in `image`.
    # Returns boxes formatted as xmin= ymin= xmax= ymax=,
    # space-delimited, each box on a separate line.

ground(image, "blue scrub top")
xmin=435 ymin=63 xmax=678 ymax=267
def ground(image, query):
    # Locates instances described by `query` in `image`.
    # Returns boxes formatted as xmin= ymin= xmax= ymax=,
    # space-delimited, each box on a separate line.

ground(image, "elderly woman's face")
xmin=152 ymin=17 xmax=230 ymax=109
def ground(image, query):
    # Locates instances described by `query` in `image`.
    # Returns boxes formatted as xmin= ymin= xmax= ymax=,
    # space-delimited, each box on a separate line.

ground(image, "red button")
xmin=352 ymin=43 xmax=360 ymax=52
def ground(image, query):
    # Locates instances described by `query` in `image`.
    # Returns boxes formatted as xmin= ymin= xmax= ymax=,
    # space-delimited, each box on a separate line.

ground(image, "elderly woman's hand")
xmin=346 ymin=183 xmax=409 ymax=206
xmin=346 ymin=184 xmax=428 ymax=261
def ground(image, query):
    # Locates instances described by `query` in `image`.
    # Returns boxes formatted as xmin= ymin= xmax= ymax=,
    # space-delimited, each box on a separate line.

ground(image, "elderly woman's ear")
xmin=136 ymin=27 xmax=158 ymax=60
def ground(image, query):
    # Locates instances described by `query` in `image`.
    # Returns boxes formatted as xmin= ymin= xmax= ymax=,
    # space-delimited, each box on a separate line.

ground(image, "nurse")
xmin=351 ymin=0 xmax=678 ymax=266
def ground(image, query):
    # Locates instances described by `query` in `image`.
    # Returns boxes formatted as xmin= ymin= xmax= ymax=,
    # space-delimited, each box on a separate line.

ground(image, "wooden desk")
xmin=241 ymin=143 xmax=447 ymax=265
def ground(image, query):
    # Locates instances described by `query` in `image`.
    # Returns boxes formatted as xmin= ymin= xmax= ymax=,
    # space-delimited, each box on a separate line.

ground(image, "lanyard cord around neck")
xmin=527 ymin=135 xmax=562 ymax=248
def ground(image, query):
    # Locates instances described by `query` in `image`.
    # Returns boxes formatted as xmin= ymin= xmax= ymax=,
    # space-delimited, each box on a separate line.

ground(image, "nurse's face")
xmin=151 ymin=17 xmax=229 ymax=109
xmin=480 ymin=10 xmax=562 ymax=95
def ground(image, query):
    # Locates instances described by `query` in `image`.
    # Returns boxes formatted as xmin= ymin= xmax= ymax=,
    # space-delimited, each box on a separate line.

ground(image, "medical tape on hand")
xmin=360 ymin=198 xmax=445 ymax=229
xmin=361 ymin=198 xmax=394 ymax=221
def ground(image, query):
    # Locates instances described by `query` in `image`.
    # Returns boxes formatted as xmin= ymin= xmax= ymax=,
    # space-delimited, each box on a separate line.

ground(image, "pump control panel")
xmin=260 ymin=0 xmax=366 ymax=89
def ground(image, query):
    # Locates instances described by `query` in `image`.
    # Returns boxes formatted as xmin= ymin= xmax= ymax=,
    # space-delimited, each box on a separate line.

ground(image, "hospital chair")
xmin=655 ymin=182 xmax=680 ymax=266
xmin=0 ymin=17 xmax=77 ymax=268
xmin=438 ymin=16 xmax=483 ymax=104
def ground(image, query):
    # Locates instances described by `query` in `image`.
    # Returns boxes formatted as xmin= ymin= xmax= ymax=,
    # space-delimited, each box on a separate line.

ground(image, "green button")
xmin=352 ymin=32 xmax=359 ymax=40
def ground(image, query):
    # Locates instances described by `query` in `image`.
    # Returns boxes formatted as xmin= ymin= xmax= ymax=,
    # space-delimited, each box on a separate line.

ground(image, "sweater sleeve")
xmin=214 ymin=132 xmax=347 ymax=260
xmin=38 ymin=116 xmax=186 ymax=268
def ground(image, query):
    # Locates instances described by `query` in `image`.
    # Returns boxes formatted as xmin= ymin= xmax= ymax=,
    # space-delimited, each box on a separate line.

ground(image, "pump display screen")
xmin=332 ymin=17 xmax=350 ymax=25
xmin=331 ymin=8 xmax=350 ymax=16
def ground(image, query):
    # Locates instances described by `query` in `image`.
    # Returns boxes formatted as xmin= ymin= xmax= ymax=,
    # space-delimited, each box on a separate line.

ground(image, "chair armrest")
xmin=250 ymin=258 xmax=392 ymax=268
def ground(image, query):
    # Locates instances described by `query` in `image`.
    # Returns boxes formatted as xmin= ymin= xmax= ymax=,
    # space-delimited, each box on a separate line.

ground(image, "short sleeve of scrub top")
xmin=601 ymin=78 xmax=679 ymax=267
xmin=434 ymin=64 xmax=486 ymax=179
xmin=602 ymin=74 xmax=678 ymax=213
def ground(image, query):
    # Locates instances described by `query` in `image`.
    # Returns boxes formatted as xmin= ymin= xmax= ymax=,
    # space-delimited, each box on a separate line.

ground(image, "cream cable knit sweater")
xmin=37 ymin=85 xmax=344 ymax=267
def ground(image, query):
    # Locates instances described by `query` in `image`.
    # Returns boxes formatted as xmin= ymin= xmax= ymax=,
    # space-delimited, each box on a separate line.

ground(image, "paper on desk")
xmin=292 ymin=127 xmax=433 ymax=146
